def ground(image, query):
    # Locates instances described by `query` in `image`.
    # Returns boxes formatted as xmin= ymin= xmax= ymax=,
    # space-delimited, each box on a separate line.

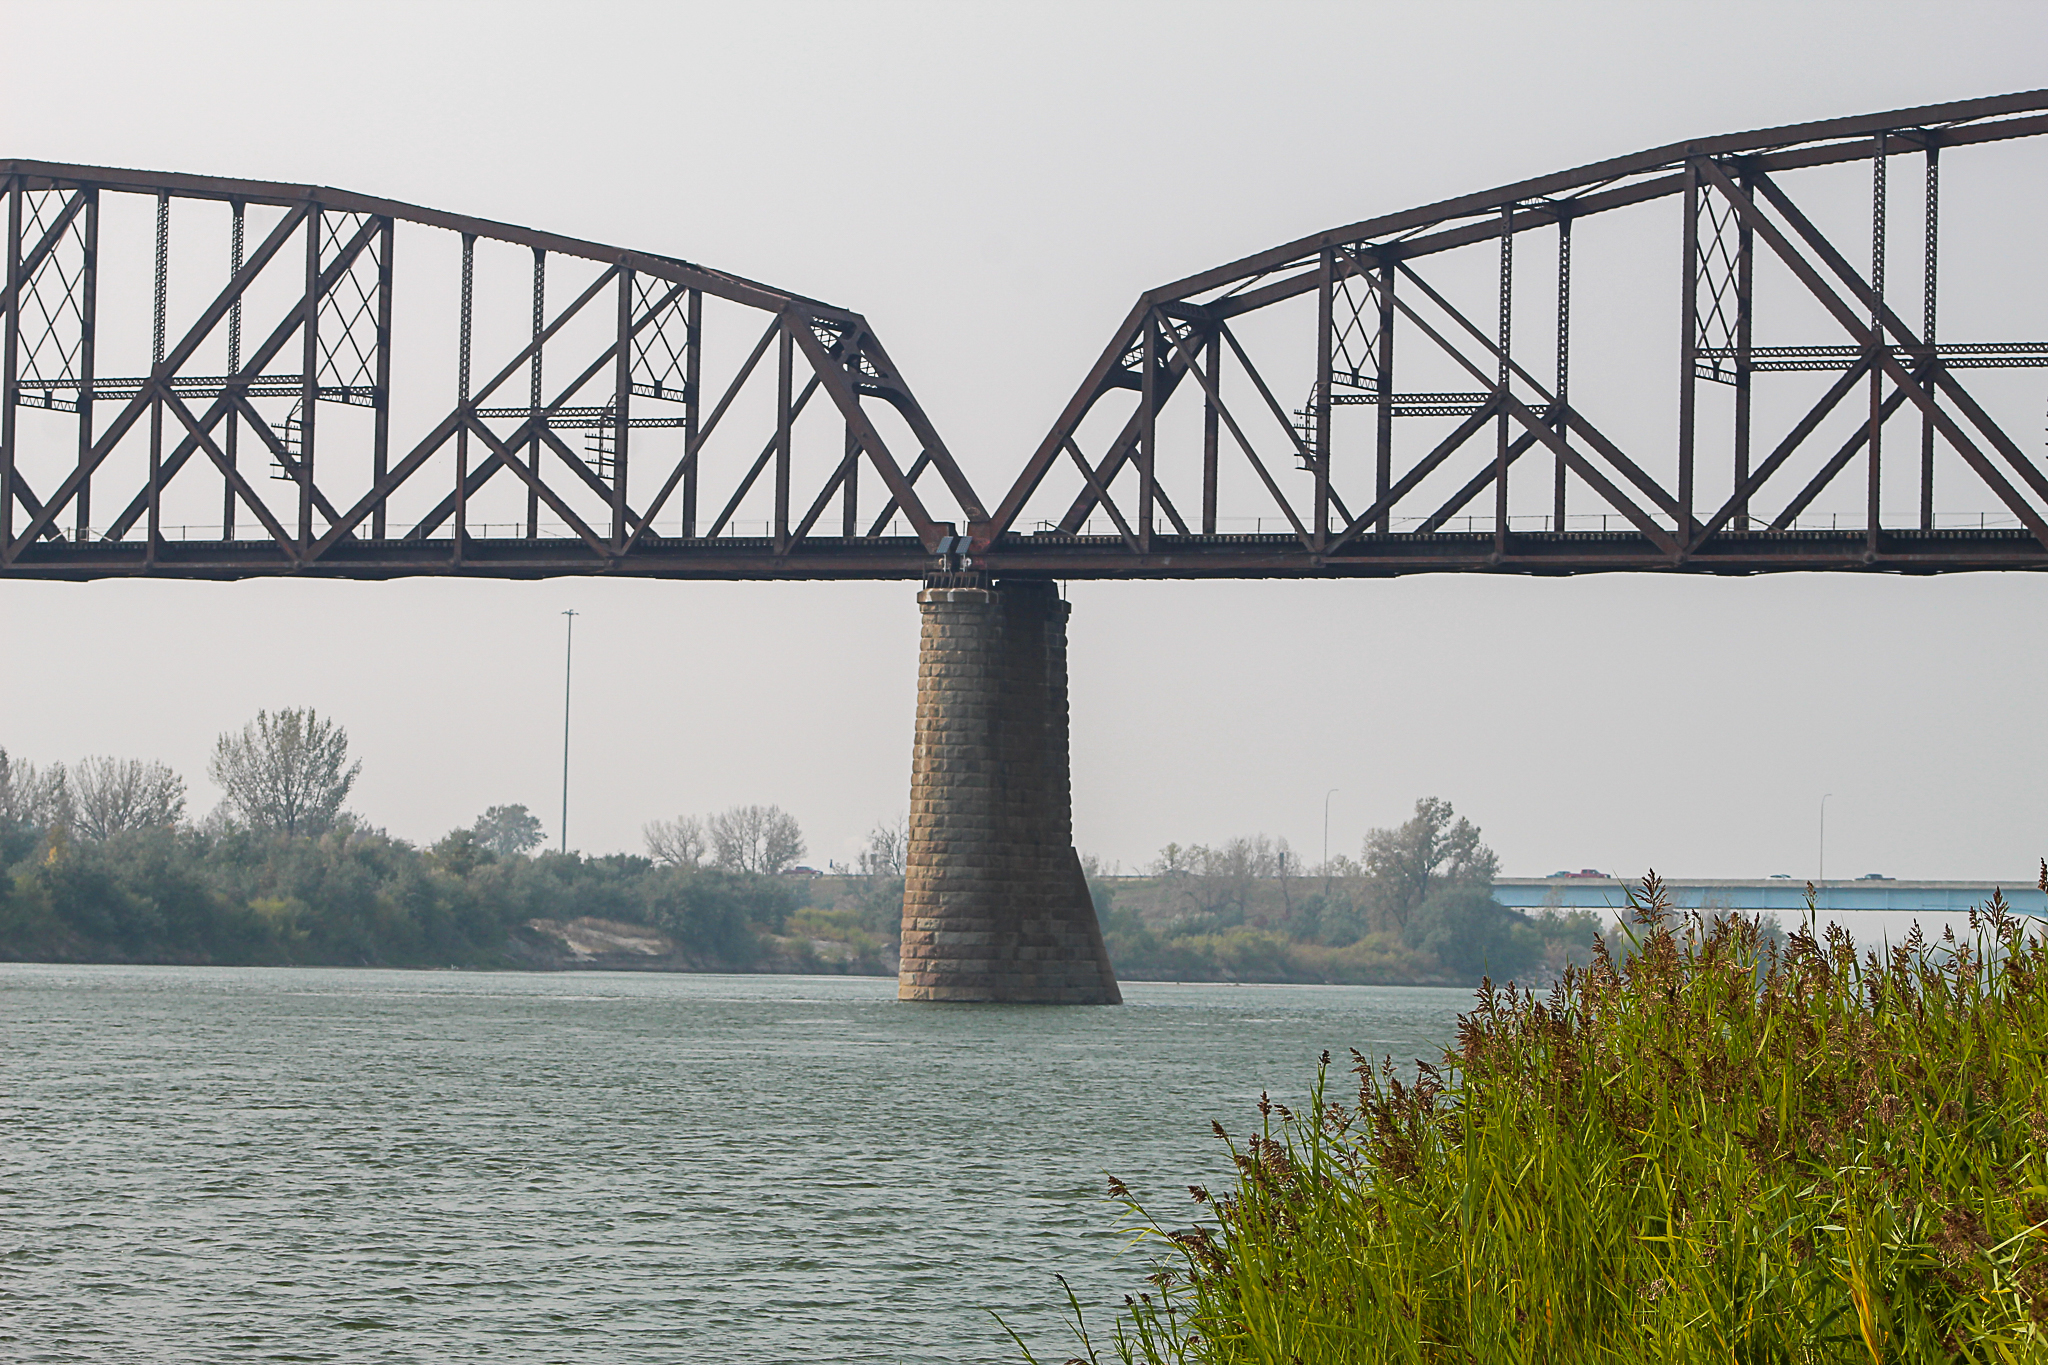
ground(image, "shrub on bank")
xmin=0 ymin=820 xmax=817 ymax=969
xmin=1079 ymin=874 xmax=2048 ymax=1363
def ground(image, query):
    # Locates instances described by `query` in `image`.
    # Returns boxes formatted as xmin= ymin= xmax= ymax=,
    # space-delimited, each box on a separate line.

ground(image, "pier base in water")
xmin=897 ymin=579 xmax=1121 ymax=1004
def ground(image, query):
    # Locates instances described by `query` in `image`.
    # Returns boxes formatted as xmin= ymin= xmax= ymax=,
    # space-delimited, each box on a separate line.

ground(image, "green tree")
xmin=638 ymin=867 xmax=792 ymax=962
xmin=208 ymin=708 xmax=360 ymax=838
xmin=1361 ymin=796 xmax=1498 ymax=933
xmin=1404 ymin=884 xmax=1542 ymax=981
xmin=472 ymin=803 xmax=544 ymax=856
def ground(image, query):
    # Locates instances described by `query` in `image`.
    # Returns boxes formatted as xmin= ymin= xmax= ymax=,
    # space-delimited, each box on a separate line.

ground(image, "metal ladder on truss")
xmin=583 ymin=406 xmax=617 ymax=480
xmin=1290 ymin=386 xmax=1320 ymax=469
xmin=268 ymin=400 xmax=304 ymax=481
xmin=583 ymin=429 xmax=615 ymax=480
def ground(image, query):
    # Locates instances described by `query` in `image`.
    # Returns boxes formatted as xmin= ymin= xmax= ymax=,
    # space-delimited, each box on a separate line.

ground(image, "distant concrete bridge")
xmin=1493 ymin=877 xmax=2048 ymax=917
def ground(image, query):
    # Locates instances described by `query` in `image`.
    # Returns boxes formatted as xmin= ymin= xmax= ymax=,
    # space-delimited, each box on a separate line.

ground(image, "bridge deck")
xmin=6 ymin=527 xmax=2043 ymax=581
xmin=1494 ymin=878 xmax=2048 ymax=915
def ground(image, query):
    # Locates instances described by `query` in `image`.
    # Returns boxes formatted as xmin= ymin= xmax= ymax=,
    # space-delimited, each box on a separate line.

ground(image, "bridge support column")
xmin=898 ymin=578 xmax=1122 ymax=1004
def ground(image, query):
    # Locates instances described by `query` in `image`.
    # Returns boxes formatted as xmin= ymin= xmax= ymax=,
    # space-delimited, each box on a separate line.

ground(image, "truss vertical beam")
xmin=75 ymin=188 xmax=97 ymax=537
xmin=298 ymin=208 xmax=319 ymax=555
xmin=1553 ymin=216 xmax=1571 ymax=532
xmin=1314 ymin=247 xmax=1333 ymax=548
xmin=1201 ymin=327 xmax=1219 ymax=534
xmin=455 ymin=232 xmax=473 ymax=557
xmin=370 ymin=216 xmax=393 ymax=539
xmin=1494 ymin=204 xmax=1512 ymax=554
xmin=151 ymin=193 xmax=168 ymax=366
xmin=1733 ymin=168 xmax=1754 ymax=531
xmin=1678 ymin=162 xmax=1698 ymax=548
xmin=840 ymin=334 xmax=862 ymax=538
xmin=148 ymin=192 xmax=169 ymax=560
xmin=527 ymin=248 xmax=544 ymax=539
xmin=683 ymin=287 xmax=701 ymax=537
xmin=1920 ymin=140 xmax=1939 ymax=530
xmin=612 ymin=267 xmax=632 ymax=549
xmin=1138 ymin=310 xmax=1156 ymax=551
xmin=1 ymin=177 xmax=17 ymax=556
xmin=72 ymin=188 xmax=97 ymax=540
xmin=1868 ymin=134 xmax=1887 ymax=552
xmin=223 ymin=200 xmax=242 ymax=539
xmin=842 ymin=421 xmax=859 ymax=538
xmin=775 ymin=315 xmax=792 ymax=551
xmin=1375 ymin=256 xmax=1393 ymax=534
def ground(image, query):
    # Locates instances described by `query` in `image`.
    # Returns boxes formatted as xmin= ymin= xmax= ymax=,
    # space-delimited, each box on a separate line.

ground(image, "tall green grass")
xmin=1066 ymin=873 xmax=2048 ymax=1363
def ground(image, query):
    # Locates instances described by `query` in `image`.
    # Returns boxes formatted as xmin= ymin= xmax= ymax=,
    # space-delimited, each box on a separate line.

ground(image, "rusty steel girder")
xmin=5 ymin=89 xmax=2048 ymax=582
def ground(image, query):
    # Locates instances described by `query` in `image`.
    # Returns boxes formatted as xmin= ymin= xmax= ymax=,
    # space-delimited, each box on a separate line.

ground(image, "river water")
xmin=1 ymin=965 xmax=1467 ymax=1363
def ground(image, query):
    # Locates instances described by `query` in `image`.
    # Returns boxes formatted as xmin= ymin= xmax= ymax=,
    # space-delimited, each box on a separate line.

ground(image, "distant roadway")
xmin=1492 ymin=877 xmax=2047 ymax=916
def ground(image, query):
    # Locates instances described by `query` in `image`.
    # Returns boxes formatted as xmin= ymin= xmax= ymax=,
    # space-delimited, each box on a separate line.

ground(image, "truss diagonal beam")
xmin=1766 ymin=367 xmax=1925 ymax=530
xmin=7 ymin=203 xmax=312 ymax=561
xmin=1745 ymin=169 xmax=2048 ymax=509
xmin=160 ymin=392 xmax=299 ymax=558
xmin=788 ymin=317 xmax=947 ymax=546
xmin=1695 ymin=158 xmax=2048 ymax=549
xmin=95 ymin=214 xmax=382 ymax=543
xmin=1691 ymin=358 xmax=1871 ymax=545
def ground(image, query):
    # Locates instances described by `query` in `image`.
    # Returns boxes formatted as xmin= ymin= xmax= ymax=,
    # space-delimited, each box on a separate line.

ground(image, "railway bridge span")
xmin=5 ymin=91 xmax=2046 ymax=1000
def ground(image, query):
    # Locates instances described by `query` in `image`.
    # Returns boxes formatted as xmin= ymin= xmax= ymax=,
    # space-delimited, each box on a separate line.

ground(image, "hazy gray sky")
xmin=3 ymin=0 xmax=2045 ymax=883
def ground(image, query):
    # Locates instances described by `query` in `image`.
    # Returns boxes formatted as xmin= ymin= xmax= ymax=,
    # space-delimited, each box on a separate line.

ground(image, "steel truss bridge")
xmin=4 ymin=90 xmax=2048 ymax=583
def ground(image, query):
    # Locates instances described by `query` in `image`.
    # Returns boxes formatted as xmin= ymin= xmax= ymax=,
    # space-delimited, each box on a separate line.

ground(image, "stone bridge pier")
xmin=896 ymin=577 xmax=1122 ymax=1004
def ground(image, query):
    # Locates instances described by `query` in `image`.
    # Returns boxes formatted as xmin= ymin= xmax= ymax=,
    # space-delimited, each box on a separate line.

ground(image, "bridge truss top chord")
xmin=4 ymin=87 xmax=2048 ymax=582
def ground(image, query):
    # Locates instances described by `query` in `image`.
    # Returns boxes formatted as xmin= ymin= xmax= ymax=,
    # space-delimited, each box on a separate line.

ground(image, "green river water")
xmin=1 ymin=965 xmax=1466 ymax=1363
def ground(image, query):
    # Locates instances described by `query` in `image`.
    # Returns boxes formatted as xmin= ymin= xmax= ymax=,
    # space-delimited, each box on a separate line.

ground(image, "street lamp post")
xmin=561 ymin=609 xmax=578 ymax=852
xmin=1323 ymin=788 xmax=1340 ymax=874
xmin=1818 ymin=792 xmax=1834 ymax=911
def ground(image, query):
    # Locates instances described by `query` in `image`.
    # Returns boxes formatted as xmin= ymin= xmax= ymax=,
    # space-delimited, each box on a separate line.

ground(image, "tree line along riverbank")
xmin=0 ymin=816 xmax=1602 ymax=985
xmin=0 ymin=715 xmax=904 ymax=973
xmin=3 ymin=713 xmax=1605 ymax=984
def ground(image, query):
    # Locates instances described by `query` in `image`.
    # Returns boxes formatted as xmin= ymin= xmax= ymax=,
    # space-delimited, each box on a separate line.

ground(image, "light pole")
xmin=560 ymin=609 xmax=578 ymax=852
xmin=1818 ymin=792 xmax=1834 ymax=910
xmin=1323 ymin=788 xmax=1340 ymax=874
